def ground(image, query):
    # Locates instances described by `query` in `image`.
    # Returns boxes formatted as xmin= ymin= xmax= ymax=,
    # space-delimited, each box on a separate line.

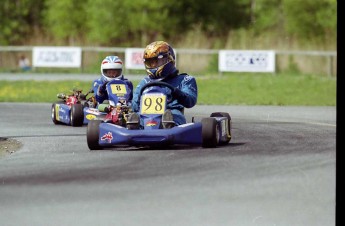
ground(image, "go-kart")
xmin=51 ymin=80 xmax=132 ymax=127
xmin=86 ymin=81 xmax=232 ymax=150
xmin=90 ymin=80 xmax=132 ymax=127
xmin=51 ymin=88 xmax=96 ymax=127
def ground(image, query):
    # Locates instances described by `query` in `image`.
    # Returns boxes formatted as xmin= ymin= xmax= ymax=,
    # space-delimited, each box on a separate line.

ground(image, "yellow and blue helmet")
xmin=143 ymin=41 xmax=177 ymax=80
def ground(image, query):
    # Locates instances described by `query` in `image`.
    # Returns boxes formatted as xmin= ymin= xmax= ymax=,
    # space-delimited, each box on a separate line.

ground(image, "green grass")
xmin=0 ymin=73 xmax=336 ymax=106
xmin=197 ymin=73 xmax=336 ymax=106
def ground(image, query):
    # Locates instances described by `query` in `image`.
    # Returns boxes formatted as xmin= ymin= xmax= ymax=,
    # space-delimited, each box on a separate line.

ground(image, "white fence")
xmin=0 ymin=46 xmax=337 ymax=77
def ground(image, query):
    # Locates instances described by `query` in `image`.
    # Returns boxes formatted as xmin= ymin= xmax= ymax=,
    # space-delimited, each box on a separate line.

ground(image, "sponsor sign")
xmin=125 ymin=48 xmax=145 ymax=70
xmin=32 ymin=47 xmax=82 ymax=68
xmin=125 ymin=48 xmax=177 ymax=70
xmin=218 ymin=50 xmax=275 ymax=72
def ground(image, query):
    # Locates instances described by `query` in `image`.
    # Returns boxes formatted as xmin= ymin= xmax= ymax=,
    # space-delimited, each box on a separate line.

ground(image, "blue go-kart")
xmin=86 ymin=81 xmax=232 ymax=149
xmin=51 ymin=80 xmax=132 ymax=127
xmin=51 ymin=88 xmax=96 ymax=127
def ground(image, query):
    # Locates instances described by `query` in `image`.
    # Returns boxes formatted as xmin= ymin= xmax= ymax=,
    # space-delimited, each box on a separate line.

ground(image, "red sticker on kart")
xmin=101 ymin=132 xmax=113 ymax=143
xmin=140 ymin=93 xmax=166 ymax=115
xmin=110 ymin=84 xmax=127 ymax=95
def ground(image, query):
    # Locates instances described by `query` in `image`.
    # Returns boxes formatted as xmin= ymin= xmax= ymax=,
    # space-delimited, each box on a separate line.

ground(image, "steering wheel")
xmin=139 ymin=81 xmax=175 ymax=103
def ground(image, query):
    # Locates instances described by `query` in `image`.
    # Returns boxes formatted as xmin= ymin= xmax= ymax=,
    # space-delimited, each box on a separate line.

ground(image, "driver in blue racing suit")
xmin=92 ymin=56 xmax=133 ymax=106
xmin=127 ymin=41 xmax=198 ymax=129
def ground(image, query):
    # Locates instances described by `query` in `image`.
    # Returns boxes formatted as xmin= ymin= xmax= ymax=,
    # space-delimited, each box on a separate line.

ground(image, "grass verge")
xmin=0 ymin=73 xmax=336 ymax=106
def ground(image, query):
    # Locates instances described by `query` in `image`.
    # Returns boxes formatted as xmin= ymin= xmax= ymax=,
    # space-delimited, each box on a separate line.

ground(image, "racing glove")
xmin=98 ymin=82 xmax=108 ymax=96
xmin=172 ymin=88 xmax=187 ymax=102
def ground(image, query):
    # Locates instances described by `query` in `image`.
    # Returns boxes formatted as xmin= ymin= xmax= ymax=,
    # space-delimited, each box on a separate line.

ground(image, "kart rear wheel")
xmin=51 ymin=101 xmax=64 ymax=125
xmin=87 ymin=120 xmax=103 ymax=150
xmin=202 ymin=117 xmax=219 ymax=148
xmin=70 ymin=104 xmax=84 ymax=127
xmin=210 ymin=112 xmax=232 ymax=144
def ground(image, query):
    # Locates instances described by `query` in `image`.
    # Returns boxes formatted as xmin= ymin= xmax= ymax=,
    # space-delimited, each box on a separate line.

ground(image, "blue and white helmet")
xmin=101 ymin=56 xmax=123 ymax=82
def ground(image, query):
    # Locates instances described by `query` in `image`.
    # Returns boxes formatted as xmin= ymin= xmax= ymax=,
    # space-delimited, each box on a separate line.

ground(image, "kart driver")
xmin=92 ymin=56 xmax=133 ymax=106
xmin=127 ymin=41 xmax=198 ymax=129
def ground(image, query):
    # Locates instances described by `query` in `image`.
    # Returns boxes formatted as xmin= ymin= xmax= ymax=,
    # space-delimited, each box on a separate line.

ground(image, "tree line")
xmin=0 ymin=0 xmax=336 ymax=47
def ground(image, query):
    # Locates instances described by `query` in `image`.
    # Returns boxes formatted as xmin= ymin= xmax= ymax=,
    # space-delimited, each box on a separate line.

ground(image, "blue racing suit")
xmin=92 ymin=75 xmax=133 ymax=104
xmin=132 ymin=72 xmax=198 ymax=125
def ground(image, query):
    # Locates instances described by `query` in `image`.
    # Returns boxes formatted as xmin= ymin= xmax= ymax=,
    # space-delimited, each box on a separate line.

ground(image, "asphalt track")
xmin=0 ymin=73 xmax=336 ymax=226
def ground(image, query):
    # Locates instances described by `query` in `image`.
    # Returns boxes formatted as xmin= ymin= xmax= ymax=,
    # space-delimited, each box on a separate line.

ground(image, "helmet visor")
xmin=104 ymin=69 xmax=122 ymax=78
xmin=144 ymin=54 xmax=169 ymax=69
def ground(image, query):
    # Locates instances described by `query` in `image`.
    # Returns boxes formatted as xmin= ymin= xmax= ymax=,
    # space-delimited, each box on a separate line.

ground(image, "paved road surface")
xmin=0 ymin=103 xmax=336 ymax=226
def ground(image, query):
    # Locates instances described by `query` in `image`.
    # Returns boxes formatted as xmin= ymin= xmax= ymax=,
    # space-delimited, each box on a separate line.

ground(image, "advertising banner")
xmin=125 ymin=48 xmax=145 ymax=70
xmin=32 ymin=47 xmax=82 ymax=68
xmin=219 ymin=50 xmax=275 ymax=72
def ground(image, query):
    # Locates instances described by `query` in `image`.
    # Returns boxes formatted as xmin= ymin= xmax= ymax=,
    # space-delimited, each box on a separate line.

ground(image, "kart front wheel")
xmin=210 ymin=112 xmax=232 ymax=144
xmin=87 ymin=120 xmax=103 ymax=150
xmin=202 ymin=117 xmax=219 ymax=148
xmin=70 ymin=104 xmax=84 ymax=127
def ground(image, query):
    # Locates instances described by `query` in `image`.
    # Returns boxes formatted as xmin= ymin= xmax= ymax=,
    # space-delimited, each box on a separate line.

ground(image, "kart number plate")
xmin=140 ymin=93 xmax=166 ymax=115
xmin=110 ymin=84 xmax=127 ymax=95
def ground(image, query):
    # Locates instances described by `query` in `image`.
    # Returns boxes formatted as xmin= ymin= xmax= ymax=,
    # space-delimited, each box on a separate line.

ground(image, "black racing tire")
xmin=210 ymin=112 xmax=232 ymax=144
xmin=51 ymin=101 xmax=64 ymax=125
xmin=87 ymin=120 xmax=103 ymax=150
xmin=70 ymin=104 xmax=84 ymax=127
xmin=201 ymin=117 xmax=219 ymax=148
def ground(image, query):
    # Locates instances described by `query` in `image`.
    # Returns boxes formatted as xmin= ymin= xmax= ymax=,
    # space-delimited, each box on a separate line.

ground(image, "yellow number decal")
xmin=140 ymin=93 xmax=166 ymax=114
xmin=110 ymin=84 xmax=127 ymax=95
xmin=55 ymin=104 xmax=60 ymax=119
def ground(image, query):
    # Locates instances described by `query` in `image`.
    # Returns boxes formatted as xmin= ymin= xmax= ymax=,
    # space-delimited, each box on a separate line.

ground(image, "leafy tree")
xmin=168 ymin=0 xmax=251 ymax=36
xmin=43 ymin=0 xmax=87 ymax=45
xmin=85 ymin=0 xmax=169 ymax=46
xmin=0 ymin=0 xmax=337 ymax=46
xmin=0 ymin=0 xmax=44 ymax=45
xmin=283 ymin=0 xmax=337 ymax=40
xmin=82 ymin=0 xmax=252 ymax=45
xmin=247 ymin=0 xmax=336 ymax=43
xmin=250 ymin=0 xmax=285 ymax=32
